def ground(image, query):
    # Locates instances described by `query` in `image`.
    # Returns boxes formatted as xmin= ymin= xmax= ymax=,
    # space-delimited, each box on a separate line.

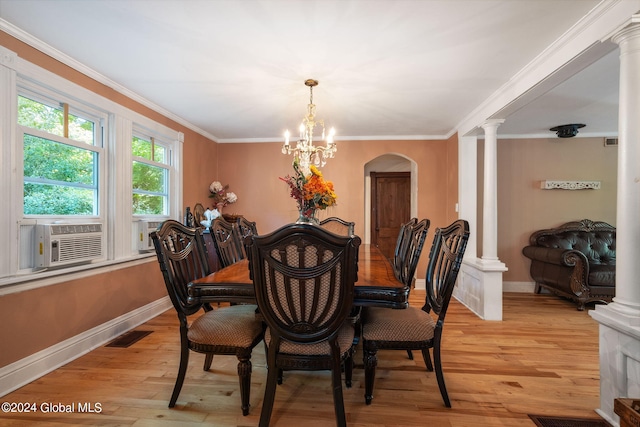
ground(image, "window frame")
xmin=131 ymin=129 xmax=172 ymax=218
xmin=18 ymin=90 xmax=106 ymax=218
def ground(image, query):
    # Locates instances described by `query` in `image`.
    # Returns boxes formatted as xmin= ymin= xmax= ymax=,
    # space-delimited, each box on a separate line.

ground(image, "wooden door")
xmin=371 ymin=172 xmax=411 ymax=259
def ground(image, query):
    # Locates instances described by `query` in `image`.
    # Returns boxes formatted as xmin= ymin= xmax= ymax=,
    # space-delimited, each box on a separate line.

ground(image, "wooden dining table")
xmin=187 ymin=244 xmax=408 ymax=309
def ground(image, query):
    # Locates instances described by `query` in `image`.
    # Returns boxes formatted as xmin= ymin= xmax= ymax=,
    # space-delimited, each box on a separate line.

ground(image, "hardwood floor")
xmin=0 ymin=292 xmax=602 ymax=426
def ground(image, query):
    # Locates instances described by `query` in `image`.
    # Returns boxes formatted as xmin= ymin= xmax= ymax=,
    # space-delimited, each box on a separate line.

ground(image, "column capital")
xmin=612 ymin=18 xmax=640 ymax=45
xmin=481 ymin=119 xmax=505 ymax=132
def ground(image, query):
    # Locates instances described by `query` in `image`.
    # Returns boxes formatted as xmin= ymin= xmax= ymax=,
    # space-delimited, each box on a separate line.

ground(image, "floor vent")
xmin=106 ymin=330 xmax=153 ymax=348
xmin=528 ymin=414 xmax=611 ymax=427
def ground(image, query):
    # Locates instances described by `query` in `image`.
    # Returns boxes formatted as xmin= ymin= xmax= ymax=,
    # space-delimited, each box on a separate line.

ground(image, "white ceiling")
xmin=0 ymin=0 xmax=623 ymax=142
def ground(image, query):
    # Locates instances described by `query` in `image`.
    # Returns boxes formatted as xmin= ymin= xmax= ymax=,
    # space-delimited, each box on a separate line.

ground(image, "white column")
xmin=480 ymin=119 xmax=504 ymax=262
xmin=611 ymin=21 xmax=640 ymax=317
xmin=590 ymin=18 xmax=640 ymax=426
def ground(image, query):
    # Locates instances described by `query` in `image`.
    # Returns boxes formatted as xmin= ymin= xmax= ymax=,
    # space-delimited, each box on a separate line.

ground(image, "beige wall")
xmin=496 ymin=137 xmax=617 ymax=283
xmin=216 ymin=138 xmax=458 ymax=280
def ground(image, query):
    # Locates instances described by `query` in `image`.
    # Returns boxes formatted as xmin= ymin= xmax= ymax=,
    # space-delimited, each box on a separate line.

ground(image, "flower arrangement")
xmin=280 ymin=160 xmax=337 ymax=222
xmin=208 ymin=181 xmax=237 ymax=207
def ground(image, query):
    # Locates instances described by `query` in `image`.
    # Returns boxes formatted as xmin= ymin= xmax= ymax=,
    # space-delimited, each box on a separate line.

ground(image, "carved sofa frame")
xmin=522 ymin=219 xmax=616 ymax=310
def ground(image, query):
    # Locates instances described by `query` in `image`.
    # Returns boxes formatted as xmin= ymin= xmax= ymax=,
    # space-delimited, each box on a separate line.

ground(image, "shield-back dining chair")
xmin=392 ymin=218 xmax=417 ymax=281
xmin=236 ymin=217 xmax=258 ymax=259
xmin=151 ymin=220 xmax=264 ymax=415
xmin=319 ymin=216 xmax=355 ymax=236
xmin=246 ymin=223 xmax=361 ymax=427
xmin=210 ymin=217 xmax=244 ymax=268
xmin=361 ymin=219 xmax=470 ymax=407
xmin=389 ymin=218 xmax=429 ymax=360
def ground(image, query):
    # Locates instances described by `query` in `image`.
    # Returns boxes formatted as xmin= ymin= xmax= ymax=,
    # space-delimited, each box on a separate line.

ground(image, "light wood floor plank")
xmin=0 ymin=291 xmax=602 ymax=426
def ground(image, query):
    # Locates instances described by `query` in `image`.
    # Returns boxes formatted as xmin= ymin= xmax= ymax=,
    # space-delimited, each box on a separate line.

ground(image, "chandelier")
xmin=282 ymin=79 xmax=336 ymax=174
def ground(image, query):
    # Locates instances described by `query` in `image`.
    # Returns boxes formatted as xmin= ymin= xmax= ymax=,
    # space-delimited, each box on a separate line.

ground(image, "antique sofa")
xmin=522 ymin=219 xmax=616 ymax=310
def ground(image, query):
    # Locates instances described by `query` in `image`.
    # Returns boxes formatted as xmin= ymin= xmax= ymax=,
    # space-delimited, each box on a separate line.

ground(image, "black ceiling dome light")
xmin=550 ymin=123 xmax=585 ymax=138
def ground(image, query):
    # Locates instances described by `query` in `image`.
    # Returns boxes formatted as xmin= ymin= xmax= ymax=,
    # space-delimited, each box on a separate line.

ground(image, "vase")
xmin=296 ymin=208 xmax=319 ymax=225
xmin=216 ymin=202 xmax=225 ymax=214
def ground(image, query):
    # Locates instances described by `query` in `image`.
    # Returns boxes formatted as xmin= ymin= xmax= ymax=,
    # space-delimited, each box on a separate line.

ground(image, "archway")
xmin=363 ymin=154 xmax=418 ymax=245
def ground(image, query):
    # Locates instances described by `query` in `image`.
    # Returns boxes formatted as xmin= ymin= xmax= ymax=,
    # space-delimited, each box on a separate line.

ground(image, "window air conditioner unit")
xmin=35 ymin=223 xmax=104 ymax=268
xmin=137 ymin=220 xmax=163 ymax=252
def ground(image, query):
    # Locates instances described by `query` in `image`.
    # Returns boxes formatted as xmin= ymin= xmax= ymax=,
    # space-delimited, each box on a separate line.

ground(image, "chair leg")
xmin=277 ymin=369 xmax=283 ymax=385
xmin=422 ymin=348 xmax=433 ymax=371
xmin=363 ymin=347 xmax=377 ymax=405
xmin=259 ymin=355 xmax=279 ymax=427
xmin=433 ymin=341 xmax=451 ymax=407
xmin=344 ymin=352 xmax=353 ymax=388
xmin=203 ymin=353 xmax=214 ymax=371
xmin=237 ymin=355 xmax=252 ymax=416
xmin=407 ymin=350 xmax=414 ymax=360
xmin=331 ymin=350 xmax=347 ymax=427
xmin=169 ymin=341 xmax=190 ymax=407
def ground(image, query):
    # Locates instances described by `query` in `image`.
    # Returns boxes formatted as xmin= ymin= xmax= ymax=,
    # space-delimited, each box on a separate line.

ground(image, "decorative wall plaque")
xmin=540 ymin=180 xmax=601 ymax=190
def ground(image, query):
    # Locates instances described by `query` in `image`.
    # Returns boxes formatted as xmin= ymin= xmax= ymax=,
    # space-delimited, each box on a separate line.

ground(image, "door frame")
xmin=363 ymin=154 xmax=418 ymax=245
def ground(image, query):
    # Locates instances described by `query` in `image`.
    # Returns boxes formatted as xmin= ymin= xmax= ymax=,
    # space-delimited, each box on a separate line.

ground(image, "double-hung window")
xmin=18 ymin=91 xmax=103 ymax=217
xmin=132 ymin=132 xmax=170 ymax=216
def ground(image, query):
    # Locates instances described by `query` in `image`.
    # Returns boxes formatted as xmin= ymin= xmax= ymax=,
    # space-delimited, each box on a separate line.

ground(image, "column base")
xmin=454 ymin=258 xmax=507 ymax=321
xmin=589 ymin=304 xmax=640 ymax=426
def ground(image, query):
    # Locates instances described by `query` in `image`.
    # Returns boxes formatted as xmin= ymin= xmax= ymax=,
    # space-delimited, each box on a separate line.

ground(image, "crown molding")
xmin=0 ymin=19 xmax=219 ymax=143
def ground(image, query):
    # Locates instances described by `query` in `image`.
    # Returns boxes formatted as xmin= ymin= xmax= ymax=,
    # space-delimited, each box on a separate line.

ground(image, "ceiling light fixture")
xmin=550 ymin=123 xmax=585 ymax=138
xmin=282 ymin=79 xmax=336 ymax=174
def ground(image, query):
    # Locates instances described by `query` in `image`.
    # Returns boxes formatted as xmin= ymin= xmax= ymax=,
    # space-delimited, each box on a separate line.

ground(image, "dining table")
xmin=187 ymin=244 xmax=408 ymax=309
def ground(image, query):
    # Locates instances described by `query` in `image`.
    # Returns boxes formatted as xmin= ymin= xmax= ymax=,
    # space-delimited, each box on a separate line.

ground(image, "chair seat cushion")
xmin=265 ymin=322 xmax=354 ymax=357
xmin=188 ymin=304 xmax=263 ymax=348
xmin=362 ymin=306 xmax=435 ymax=342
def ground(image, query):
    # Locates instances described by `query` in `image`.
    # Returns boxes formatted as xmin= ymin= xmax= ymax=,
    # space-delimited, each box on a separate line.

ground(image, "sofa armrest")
xmin=523 ymin=246 xmax=591 ymax=296
xmin=522 ymin=246 xmax=585 ymax=266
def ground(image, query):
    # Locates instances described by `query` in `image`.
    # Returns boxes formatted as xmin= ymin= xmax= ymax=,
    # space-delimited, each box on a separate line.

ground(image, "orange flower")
xmin=280 ymin=159 xmax=337 ymax=213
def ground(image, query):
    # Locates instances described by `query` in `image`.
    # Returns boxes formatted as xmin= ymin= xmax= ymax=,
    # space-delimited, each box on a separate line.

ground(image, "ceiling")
xmin=0 ymin=0 xmax=624 ymax=142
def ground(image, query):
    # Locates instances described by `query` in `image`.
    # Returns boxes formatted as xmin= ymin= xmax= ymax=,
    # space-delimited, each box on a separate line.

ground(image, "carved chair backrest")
xmin=247 ymin=223 xmax=361 ymax=346
xmin=236 ymin=217 xmax=258 ymax=259
xmin=151 ymin=220 xmax=209 ymax=317
xmin=319 ymin=216 xmax=355 ymax=236
xmin=398 ymin=218 xmax=430 ymax=287
xmin=424 ymin=219 xmax=470 ymax=322
xmin=210 ymin=217 xmax=244 ymax=268
xmin=393 ymin=218 xmax=417 ymax=282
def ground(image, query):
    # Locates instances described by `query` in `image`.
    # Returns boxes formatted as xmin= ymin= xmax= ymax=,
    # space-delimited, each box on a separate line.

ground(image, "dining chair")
xmin=361 ymin=219 xmax=470 ymax=407
xmin=391 ymin=218 xmax=430 ymax=360
xmin=210 ymin=217 xmax=244 ymax=268
xmin=236 ymin=217 xmax=258 ymax=258
xmin=319 ymin=216 xmax=355 ymax=236
xmin=151 ymin=220 xmax=264 ymax=415
xmin=392 ymin=218 xmax=417 ymax=282
xmin=246 ymin=223 xmax=361 ymax=427
xmin=397 ymin=219 xmax=430 ymax=288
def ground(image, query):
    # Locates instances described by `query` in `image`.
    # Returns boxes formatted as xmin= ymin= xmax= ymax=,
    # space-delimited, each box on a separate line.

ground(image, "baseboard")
xmin=417 ymin=279 xmax=534 ymax=293
xmin=0 ymin=296 xmax=171 ymax=397
xmin=503 ymin=281 xmax=536 ymax=293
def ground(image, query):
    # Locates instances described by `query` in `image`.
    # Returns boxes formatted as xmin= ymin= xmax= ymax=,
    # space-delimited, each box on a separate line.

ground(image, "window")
xmin=0 ymin=47 xmax=182 ymax=284
xmin=18 ymin=94 xmax=102 ymax=216
xmin=132 ymin=133 xmax=170 ymax=216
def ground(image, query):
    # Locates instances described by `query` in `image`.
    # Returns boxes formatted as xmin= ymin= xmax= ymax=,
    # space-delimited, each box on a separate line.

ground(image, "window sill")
xmin=0 ymin=253 xmax=157 ymax=296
